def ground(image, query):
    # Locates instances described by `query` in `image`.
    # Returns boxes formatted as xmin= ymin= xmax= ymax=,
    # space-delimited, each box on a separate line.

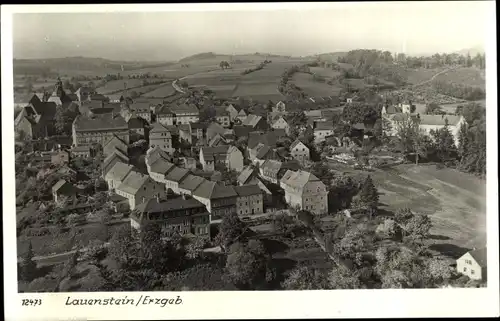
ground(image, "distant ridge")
xmin=179 ymin=52 xmax=218 ymax=62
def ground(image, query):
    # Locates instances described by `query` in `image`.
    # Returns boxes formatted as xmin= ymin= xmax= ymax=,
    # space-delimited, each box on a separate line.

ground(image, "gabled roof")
xmin=261 ymin=159 xmax=282 ymax=174
xmin=146 ymin=147 xmax=172 ymax=167
xmin=242 ymin=114 xmax=264 ymax=127
xmin=149 ymin=159 xmax=176 ymax=176
xmin=315 ymin=121 xmax=334 ymax=131
xmin=193 ymin=180 xmax=237 ymax=200
xmin=105 ymin=162 xmax=135 ymax=182
xmin=215 ymin=106 xmax=230 ymax=116
xmin=237 ymin=166 xmax=257 ymax=185
xmin=165 ymin=167 xmax=190 ymax=183
xmin=201 ymin=145 xmax=230 ymax=158
xmin=128 ymin=116 xmax=148 ymax=129
xmin=52 ymin=179 xmax=72 ymax=193
xmin=129 ymin=101 xmax=151 ymax=112
xmin=384 ymin=105 xmax=402 ymax=114
xmin=134 ymin=197 xmax=206 ymax=217
xmin=280 ymin=170 xmax=321 ymax=189
xmin=468 ymin=248 xmax=487 ymax=267
xmin=248 ymin=131 xmax=284 ymax=149
xmin=233 ymin=125 xmax=252 ymax=138
xmin=73 ymin=113 xmax=128 ymax=132
xmin=116 ymin=171 xmax=151 ymax=195
xmin=102 ymin=151 xmax=130 ymax=176
xmin=150 ymin=122 xmax=171 ymax=134
xmin=290 ymin=139 xmax=307 ymax=150
xmin=103 ymin=134 xmax=128 ymax=153
xmin=234 ymin=184 xmax=262 ymax=197
xmin=255 ymin=144 xmax=272 ymax=160
xmin=157 ymin=106 xmax=174 ymax=116
xmin=170 ymin=103 xmax=199 ymax=115
xmin=179 ymin=174 xmax=207 ymax=192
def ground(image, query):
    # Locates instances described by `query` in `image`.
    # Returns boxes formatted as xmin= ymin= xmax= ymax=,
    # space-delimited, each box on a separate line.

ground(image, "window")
xmin=463 ymin=267 xmax=467 ymax=272
xmin=471 ymin=269 xmax=475 ymax=275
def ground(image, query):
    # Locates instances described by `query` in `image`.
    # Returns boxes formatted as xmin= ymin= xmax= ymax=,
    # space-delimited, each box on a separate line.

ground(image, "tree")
xmin=225 ymin=240 xmax=273 ymax=290
xmin=328 ymin=264 xmax=361 ymax=289
xmin=20 ymin=242 xmax=38 ymax=282
xmin=199 ymin=106 xmax=216 ymax=123
xmin=272 ymin=213 xmax=301 ymax=238
xmin=405 ymin=214 xmax=432 ymax=242
xmin=425 ymin=103 xmax=444 ymax=115
xmin=282 ymin=266 xmax=329 ymax=290
xmin=393 ymin=115 xmax=429 ymax=164
xmin=358 ymin=175 xmax=379 ymax=217
xmin=129 ymin=90 xmax=139 ymax=99
xmin=218 ymin=213 xmax=246 ymax=250
xmin=430 ymin=121 xmax=458 ymax=163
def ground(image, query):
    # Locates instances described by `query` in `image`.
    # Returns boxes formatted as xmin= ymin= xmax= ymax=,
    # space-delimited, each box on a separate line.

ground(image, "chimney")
xmin=156 ymin=193 xmax=160 ymax=203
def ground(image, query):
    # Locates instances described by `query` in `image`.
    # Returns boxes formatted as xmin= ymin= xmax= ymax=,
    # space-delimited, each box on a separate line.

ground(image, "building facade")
xmin=280 ymin=170 xmax=328 ymax=215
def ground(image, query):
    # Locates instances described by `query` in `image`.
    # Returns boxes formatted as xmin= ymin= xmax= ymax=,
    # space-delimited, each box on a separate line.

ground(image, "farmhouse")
xmin=149 ymin=122 xmax=174 ymax=154
xmin=313 ymin=121 xmax=335 ymax=144
xmin=234 ymin=185 xmax=264 ymax=216
xmin=270 ymin=115 xmax=291 ymax=135
xmin=290 ymin=139 xmax=310 ymax=163
xmin=170 ymin=103 xmax=200 ymax=124
xmin=130 ymin=195 xmax=211 ymax=237
xmin=280 ymin=170 xmax=328 ymax=215
xmin=115 ymin=171 xmax=166 ymax=210
xmin=72 ymin=113 xmax=129 ymax=147
xmin=241 ymin=114 xmax=268 ymax=131
xmin=199 ymin=145 xmax=244 ymax=172
xmin=456 ymin=248 xmax=487 ymax=281
xmin=192 ymin=180 xmax=238 ymax=220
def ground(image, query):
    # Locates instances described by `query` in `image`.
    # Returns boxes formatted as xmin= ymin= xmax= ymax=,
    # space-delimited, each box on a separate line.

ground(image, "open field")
xmin=95 ymin=78 xmax=171 ymax=94
xmin=373 ymin=164 xmax=486 ymax=256
xmin=292 ymin=72 xmax=342 ymax=97
xmin=141 ymin=83 xmax=176 ymax=97
xmin=434 ymin=67 xmax=486 ymax=89
xmin=404 ymin=67 xmax=448 ymax=85
xmin=310 ymin=66 xmax=342 ymax=78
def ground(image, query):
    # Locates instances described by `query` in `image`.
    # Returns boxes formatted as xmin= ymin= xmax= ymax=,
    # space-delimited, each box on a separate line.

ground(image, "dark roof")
xmin=170 ymin=103 xmax=199 ymax=115
xmin=201 ymin=145 xmax=230 ymax=157
xmin=128 ymin=116 xmax=148 ymax=129
xmin=150 ymin=122 xmax=171 ymax=134
xmin=234 ymin=184 xmax=262 ymax=197
xmin=130 ymin=101 xmax=151 ymax=112
xmin=179 ymin=174 xmax=207 ymax=192
xmin=31 ymin=101 xmax=57 ymax=119
xmin=149 ymin=159 xmax=175 ymax=175
xmin=233 ymin=125 xmax=252 ymax=138
xmin=315 ymin=121 xmax=334 ymax=131
xmin=165 ymin=167 xmax=190 ymax=183
xmin=248 ymin=131 xmax=284 ymax=149
xmin=73 ymin=114 xmax=128 ymax=132
xmin=71 ymin=145 xmax=91 ymax=153
xmin=190 ymin=122 xmax=207 ymax=130
xmin=468 ymin=248 xmax=487 ymax=267
xmin=135 ymin=197 xmax=206 ymax=215
xmin=157 ymin=106 xmax=174 ymax=116
xmin=193 ymin=180 xmax=237 ymax=200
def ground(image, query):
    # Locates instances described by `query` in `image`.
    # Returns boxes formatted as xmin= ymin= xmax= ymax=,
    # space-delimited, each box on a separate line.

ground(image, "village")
xmin=14 ymin=48 xmax=487 ymax=292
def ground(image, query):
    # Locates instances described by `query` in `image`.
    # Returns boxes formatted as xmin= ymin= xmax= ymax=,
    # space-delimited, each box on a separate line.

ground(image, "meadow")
xmin=433 ymin=67 xmax=486 ymax=89
xmin=292 ymin=72 xmax=342 ymax=97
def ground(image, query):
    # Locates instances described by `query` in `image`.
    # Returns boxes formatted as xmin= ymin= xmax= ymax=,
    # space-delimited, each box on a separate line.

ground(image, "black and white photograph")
xmin=2 ymin=2 xmax=498 ymax=319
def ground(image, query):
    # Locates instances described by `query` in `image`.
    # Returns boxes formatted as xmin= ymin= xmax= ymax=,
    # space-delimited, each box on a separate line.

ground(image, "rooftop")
xmin=234 ymin=184 xmax=262 ymax=197
xmin=116 ymin=171 xmax=151 ymax=195
xmin=468 ymin=247 xmax=487 ymax=267
xmin=73 ymin=113 xmax=128 ymax=132
xmin=193 ymin=180 xmax=237 ymax=200
xmin=179 ymin=174 xmax=207 ymax=192
xmin=149 ymin=159 xmax=176 ymax=176
xmin=165 ymin=167 xmax=190 ymax=183
xmin=135 ymin=196 xmax=206 ymax=215
xmin=315 ymin=121 xmax=334 ymax=131
xmin=280 ymin=170 xmax=321 ymax=189
xmin=105 ymin=162 xmax=135 ymax=182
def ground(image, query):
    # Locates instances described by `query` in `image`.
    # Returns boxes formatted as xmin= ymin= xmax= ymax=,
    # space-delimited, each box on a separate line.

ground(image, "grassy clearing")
xmin=310 ymin=67 xmax=342 ymax=78
xmin=142 ymin=83 xmax=176 ymax=97
xmin=292 ymin=72 xmax=342 ymax=97
xmin=404 ymin=68 xmax=447 ymax=85
xmin=434 ymin=67 xmax=485 ymax=89
xmin=371 ymin=164 xmax=486 ymax=250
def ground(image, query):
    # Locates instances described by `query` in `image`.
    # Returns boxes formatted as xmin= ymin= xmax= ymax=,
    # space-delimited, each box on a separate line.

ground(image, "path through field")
xmin=412 ymin=67 xmax=457 ymax=87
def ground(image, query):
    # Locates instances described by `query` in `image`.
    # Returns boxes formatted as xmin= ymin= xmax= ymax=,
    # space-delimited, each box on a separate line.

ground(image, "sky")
xmin=12 ymin=2 xmax=491 ymax=62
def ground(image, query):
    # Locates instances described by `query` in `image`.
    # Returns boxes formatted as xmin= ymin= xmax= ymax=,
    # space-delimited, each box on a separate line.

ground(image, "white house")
xmin=290 ymin=139 xmax=310 ymax=163
xmin=456 ymin=248 xmax=487 ymax=281
xmin=115 ymin=171 xmax=165 ymax=210
xmin=271 ymin=115 xmax=291 ymax=135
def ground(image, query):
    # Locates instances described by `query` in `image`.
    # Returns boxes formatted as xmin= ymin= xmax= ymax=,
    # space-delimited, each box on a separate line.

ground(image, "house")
xmin=105 ymin=162 xmax=135 ymax=190
xmin=236 ymin=109 xmax=248 ymax=123
xmin=270 ymin=115 xmax=291 ymax=135
xmin=128 ymin=116 xmax=148 ymax=139
xmin=456 ymin=248 xmax=487 ymax=281
xmin=102 ymin=150 xmax=130 ymax=178
xmin=102 ymin=134 xmax=128 ymax=158
xmin=233 ymin=125 xmax=252 ymax=140
xmin=164 ymin=167 xmax=191 ymax=194
xmin=280 ymin=170 xmax=328 ymax=215
xmin=199 ymin=145 xmax=244 ymax=172
xmin=241 ymin=114 xmax=268 ymax=131
xmin=130 ymin=195 xmax=210 ymax=237
xmin=70 ymin=145 xmax=93 ymax=158
xmin=72 ymin=113 xmax=129 ymax=147
xmin=237 ymin=166 xmax=273 ymax=197
xmin=75 ymin=86 xmax=93 ymax=102
xmin=145 ymin=145 xmax=173 ymax=172
xmin=208 ymin=133 xmax=228 ymax=147
xmin=192 ymin=180 xmax=238 ymax=220
xmin=259 ymin=160 xmax=283 ymax=184
xmin=115 ymin=171 xmax=166 ymax=210
xmin=170 ymin=103 xmax=200 ymax=124
xmin=51 ymin=150 xmax=71 ymax=166
xmin=206 ymin=122 xmax=228 ymax=143
xmin=52 ymin=179 xmax=76 ymax=203
xmin=247 ymin=130 xmax=286 ymax=151
xmin=148 ymin=158 xmax=176 ymax=184
xmin=234 ymin=185 xmax=264 ymax=216
xmin=313 ymin=121 xmax=335 ymax=144
xmin=108 ymin=193 xmax=130 ymax=213
xmin=149 ymin=122 xmax=174 ymax=154
xmin=129 ymin=101 xmax=152 ymax=123
xmin=190 ymin=123 xmax=207 ymax=142
xmin=215 ymin=106 xmax=231 ymax=127
xmin=14 ymin=92 xmax=43 ymax=109
xmin=225 ymin=104 xmax=239 ymax=122
xmin=106 ymin=93 xmax=125 ymax=103
xmin=15 ymin=101 xmax=57 ymax=140
xmin=273 ymin=101 xmax=286 ymax=113
xmin=178 ymin=174 xmax=207 ymax=196
xmin=156 ymin=106 xmax=175 ymax=126
xmin=385 ymin=113 xmax=466 ymax=146
xmin=290 ymin=140 xmax=310 ymax=163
